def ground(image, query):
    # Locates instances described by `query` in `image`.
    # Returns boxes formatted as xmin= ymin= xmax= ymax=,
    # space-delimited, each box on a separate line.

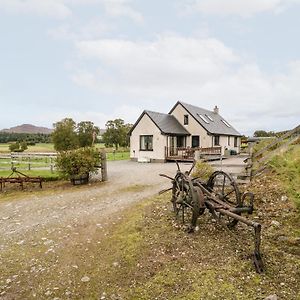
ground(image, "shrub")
xmin=9 ymin=141 xmax=28 ymax=152
xmin=55 ymin=147 xmax=101 ymax=182
xmin=192 ymin=160 xmax=214 ymax=181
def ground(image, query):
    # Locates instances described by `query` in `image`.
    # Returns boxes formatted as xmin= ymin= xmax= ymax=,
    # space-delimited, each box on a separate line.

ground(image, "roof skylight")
xmin=206 ymin=114 xmax=214 ymax=122
xmin=197 ymin=113 xmax=209 ymax=124
xmin=221 ymin=119 xmax=231 ymax=128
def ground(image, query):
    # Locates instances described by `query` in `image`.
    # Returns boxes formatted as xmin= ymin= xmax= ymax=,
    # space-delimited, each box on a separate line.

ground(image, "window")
xmin=214 ymin=135 xmax=220 ymax=146
xmin=234 ymin=137 xmax=238 ymax=147
xmin=192 ymin=136 xmax=200 ymax=148
xmin=206 ymin=114 xmax=214 ymax=122
xmin=140 ymin=135 xmax=153 ymax=151
xmin=197 ymin=113 xmax=209 ymax=124
xmin=228 ymin=136 xmax=230 ymax=146
xmin=184 ymin=115 xmax=189 ymax=125
xmin=221 ymin=119 xmax=231 ymax=128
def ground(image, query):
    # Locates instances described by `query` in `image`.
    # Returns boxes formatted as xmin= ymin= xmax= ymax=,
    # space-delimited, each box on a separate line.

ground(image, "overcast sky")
xmin=0 ymin=0 xmax=299 ymax=135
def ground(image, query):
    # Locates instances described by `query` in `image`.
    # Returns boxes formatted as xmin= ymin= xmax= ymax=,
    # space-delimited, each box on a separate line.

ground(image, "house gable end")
xmin=129 ymin=111 xmax=164 ymax=136
xmin=169 ymin=101 xmax=211 ymax=135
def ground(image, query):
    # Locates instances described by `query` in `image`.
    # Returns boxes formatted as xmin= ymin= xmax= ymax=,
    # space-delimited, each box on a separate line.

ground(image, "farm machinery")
xmin=160 ymin=162 xmax=264 ymax=273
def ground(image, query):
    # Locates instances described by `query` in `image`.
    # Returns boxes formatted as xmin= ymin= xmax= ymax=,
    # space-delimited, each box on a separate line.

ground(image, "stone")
xmin=264 ymin=294 xmax=278 ymax=300
xmin=81 ymin=276 xmax=90 ymax=283
xmin=281 ymin=195 xmax=288 ymax=201
xmin=277 ymin=235 xmax=288 ymax=242
xmin=271 ymin=220 xmax=280 ymax=227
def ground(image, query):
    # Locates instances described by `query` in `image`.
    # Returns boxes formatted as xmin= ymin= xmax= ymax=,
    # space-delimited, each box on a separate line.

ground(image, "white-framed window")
xmin=140 ymin=135 xmax=153 ymax=151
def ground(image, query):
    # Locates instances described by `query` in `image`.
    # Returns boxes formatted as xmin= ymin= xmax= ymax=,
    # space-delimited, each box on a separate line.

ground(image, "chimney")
xmin=213 ymin=105 xmax=219 ymax=114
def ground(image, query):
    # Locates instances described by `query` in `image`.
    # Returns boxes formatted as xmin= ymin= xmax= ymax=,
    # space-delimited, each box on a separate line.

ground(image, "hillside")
xmin=1 ymin=124 xmax=53 ymax=134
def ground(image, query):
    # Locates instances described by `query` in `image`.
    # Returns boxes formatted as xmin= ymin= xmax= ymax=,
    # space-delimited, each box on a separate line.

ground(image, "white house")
xmin=129 ymin=101 xmax=242 ymax=162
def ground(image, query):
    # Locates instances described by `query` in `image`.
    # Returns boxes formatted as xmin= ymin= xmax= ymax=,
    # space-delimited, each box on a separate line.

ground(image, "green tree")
xmin=52 ymin=118 xmax=78 ymax=151
xmin=20 ymin=141 xmax=28 ymax=151
xmin=77 ymin=121 xmax=100 ymax=148
xmin=103 ymin=119 xmax=132 ymax=150
xmin=254 ymin=130 xmax=276 ymax=137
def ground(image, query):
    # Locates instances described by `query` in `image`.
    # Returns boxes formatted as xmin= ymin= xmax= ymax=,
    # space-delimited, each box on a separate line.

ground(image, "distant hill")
xmin=1 ymin=124 xmax=53 ymax=134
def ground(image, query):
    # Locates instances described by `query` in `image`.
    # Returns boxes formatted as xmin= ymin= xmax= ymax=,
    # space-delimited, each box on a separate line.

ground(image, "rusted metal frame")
xmin=216 ymin=207 xmax=263 ymax=270
xmin=196 ymin=184 xmax=232 ymax=210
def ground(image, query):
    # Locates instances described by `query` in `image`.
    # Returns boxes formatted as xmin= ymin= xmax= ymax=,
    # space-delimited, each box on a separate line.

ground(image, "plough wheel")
xmin=172 ymin=172 xmax=201 ymax=232
xmin=207 ymin=171 xmax=242 ymax=228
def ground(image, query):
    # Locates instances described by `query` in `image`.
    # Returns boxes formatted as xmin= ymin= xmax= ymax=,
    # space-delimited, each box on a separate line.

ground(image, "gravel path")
xmin=0 ymin=157 xmax=247 ymax=244
xmin=0 ymin=161 xmax=193 ymax=245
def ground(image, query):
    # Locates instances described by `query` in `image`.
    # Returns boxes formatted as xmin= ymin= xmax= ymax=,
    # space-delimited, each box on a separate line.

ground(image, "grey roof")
xmin=145 ymin=110 xmax=190 ymax=135
xmin=128 ymin=110 xmax=190 ymax=136
xmin=171 ymin=102 xmax=241 ymax=136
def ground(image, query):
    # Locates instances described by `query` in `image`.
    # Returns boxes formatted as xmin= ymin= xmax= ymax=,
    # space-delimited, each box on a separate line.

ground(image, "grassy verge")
xmin=267 ymin=145 xmax=300 ymax=209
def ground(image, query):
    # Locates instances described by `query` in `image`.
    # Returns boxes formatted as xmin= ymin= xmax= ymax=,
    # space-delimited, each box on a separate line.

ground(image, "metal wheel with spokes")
xmin=171 ymin=171 xmax=201 ymax=232
xmin=207 ymin=171 xmax=242 ymax=228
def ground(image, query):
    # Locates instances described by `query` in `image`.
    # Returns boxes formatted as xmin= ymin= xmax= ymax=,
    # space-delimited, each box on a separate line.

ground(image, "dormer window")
xmin=184 ymin=114 xmax=189 ymax=125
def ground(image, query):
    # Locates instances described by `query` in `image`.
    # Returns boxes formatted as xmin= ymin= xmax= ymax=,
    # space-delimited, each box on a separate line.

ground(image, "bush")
xmin=9 ymin=142 xmax=20 ymax=152
xmin=192 ymin=160 xmax=214 ymax=181
xmin=9 ymin=141 xmax=28 ymax=152
xmin=55 ymin=147 xmax=101 ymax=182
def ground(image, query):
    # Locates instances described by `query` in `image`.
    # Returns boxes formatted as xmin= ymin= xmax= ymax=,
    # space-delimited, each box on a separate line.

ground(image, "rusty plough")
xmin=160 ymin=162 xmax=264 ymax=273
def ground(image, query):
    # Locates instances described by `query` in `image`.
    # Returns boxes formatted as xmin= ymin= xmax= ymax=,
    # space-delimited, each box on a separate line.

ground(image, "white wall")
xmin=130 ymin=114 xmax=167 ymax=161
xmin=217 ymin=135 xmax=241 ymax=154
xmin=170 ymin=103 xmax=211 ymax=147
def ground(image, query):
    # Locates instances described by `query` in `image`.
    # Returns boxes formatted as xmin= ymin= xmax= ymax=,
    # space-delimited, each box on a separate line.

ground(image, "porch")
xmin=165 ymin=146 xmax=222 ymax=162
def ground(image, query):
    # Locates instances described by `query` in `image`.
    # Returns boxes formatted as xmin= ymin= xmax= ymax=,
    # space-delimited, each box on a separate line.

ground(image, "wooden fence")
xmin=0 ymin=151 xmax=109 ymax=182
xmin=245 ymin=124 xmax=300 ymax=179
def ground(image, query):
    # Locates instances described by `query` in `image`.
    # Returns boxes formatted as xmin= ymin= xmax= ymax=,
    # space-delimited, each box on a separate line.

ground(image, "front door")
xmin=177 ymin=136 xmax=185 ymax=148
xmin=170 ymin=136 xmax=176 ymax=156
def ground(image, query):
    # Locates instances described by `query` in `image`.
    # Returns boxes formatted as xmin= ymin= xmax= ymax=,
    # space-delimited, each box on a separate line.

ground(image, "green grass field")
xmin=0 ymin=143 xmax=130 ymax=179
xmin=0 ymin=143 xmax=55 ymax=153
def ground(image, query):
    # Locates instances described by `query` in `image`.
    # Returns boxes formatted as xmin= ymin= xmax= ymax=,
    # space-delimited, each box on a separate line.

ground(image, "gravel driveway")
xmin=0 ymin=157 xmax=247 ymax=244
xmin=0 ymin=161 xmax=193 ymax=248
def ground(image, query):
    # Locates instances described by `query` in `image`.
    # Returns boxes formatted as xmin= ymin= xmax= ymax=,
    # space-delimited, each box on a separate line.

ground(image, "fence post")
xmin=100 ymin=150 xmax=108 ymax=182
xmin=246 ymin=142 xmax=254 ymax=181
xmin=50 ymin=157 xmax=54 ymax=173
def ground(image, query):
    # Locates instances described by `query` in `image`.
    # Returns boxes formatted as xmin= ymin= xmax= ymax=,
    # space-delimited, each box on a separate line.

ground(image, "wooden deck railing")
xmin=165 ymin=146 xmax=222 ymax=160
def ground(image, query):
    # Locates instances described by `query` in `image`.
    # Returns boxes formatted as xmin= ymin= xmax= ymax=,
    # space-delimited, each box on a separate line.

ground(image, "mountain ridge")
xmin=0 ymin=124 xmax=53 ymax=134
